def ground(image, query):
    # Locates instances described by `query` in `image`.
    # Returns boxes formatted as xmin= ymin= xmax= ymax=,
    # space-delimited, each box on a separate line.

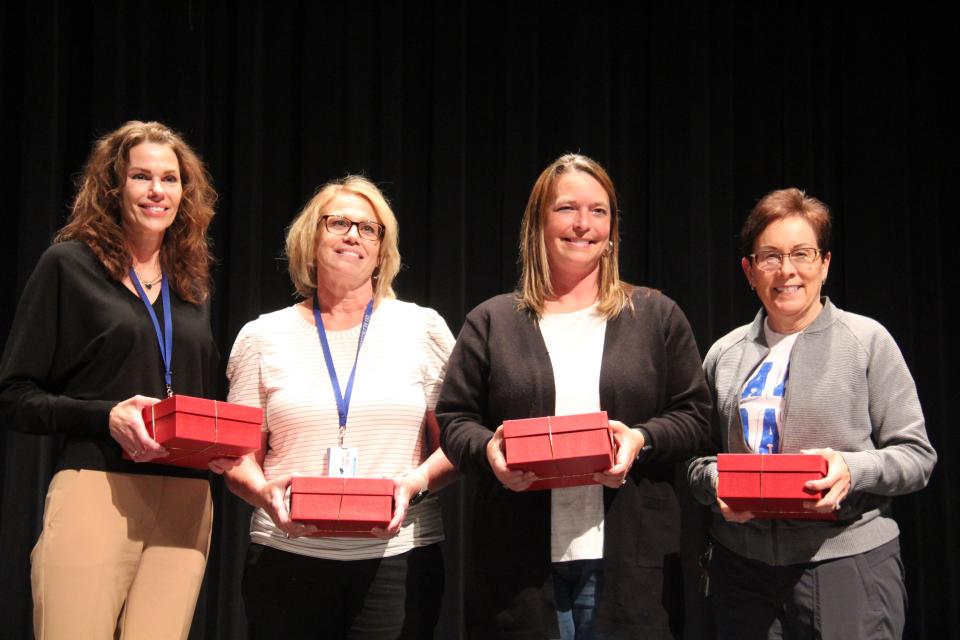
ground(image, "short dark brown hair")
xmin=741 ymin=188 xmax=832 ymax=257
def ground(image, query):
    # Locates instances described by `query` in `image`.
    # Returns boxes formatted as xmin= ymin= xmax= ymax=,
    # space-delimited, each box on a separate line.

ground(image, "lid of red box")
xmin=718 ymin=453 xmax=828 ymax=474
xmin=145 ymin=394 xmax=263 ymax=425
xmin=503 ymin=411 xmax=609 ymax=439
xmin=291 ymin=477 xmax=394 ymax=496
xmin=717 ymin=453 xmax=763 ymax=471
xmin=761 ymin=454 xmax=828 ymax=474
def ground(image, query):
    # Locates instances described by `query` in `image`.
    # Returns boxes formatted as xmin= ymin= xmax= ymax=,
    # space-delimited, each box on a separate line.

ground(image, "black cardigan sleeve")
xmin=631 ymin=299 xmax=712 ymax=464
xmin=0 ymin=245 xmax=115 ymax=436
xmin=436 ymin=305 xmax=496 ymax=477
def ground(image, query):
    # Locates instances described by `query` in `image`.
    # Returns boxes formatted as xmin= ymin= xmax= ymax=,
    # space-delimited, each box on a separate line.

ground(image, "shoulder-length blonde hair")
xmin=517 ymin=153 xmax=633 ymax=319
xmin=286 ymin=176 xmax=400 ymax=301
xmin=55 ymin=120 xmax=216 ymax=304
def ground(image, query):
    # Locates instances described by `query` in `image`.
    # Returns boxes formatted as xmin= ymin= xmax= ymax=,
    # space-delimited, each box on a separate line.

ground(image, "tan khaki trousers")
xmin=30 ymin=469 xmax=212 ymax=640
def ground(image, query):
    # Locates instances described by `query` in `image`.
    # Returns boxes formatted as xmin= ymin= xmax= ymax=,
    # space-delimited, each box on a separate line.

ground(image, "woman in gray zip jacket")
xmin=687 ymin=188 xmax=936 ymax=639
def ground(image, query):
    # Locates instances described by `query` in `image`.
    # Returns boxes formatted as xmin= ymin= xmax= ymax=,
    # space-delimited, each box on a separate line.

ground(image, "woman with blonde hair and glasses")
xmin=437 ymin=154 xmax=711 ymax=638
xmin=0 ymin=120 xmax=231 ymax=639
xmin=688 ymin=188 xmax=936 ymax=639
xmin=225 ymin=175 xmax=458 ymax=639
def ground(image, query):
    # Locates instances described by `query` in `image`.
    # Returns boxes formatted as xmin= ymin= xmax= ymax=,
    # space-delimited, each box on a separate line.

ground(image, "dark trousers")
xmin=711 ymin=538 xmax=906 ymax=640
xmin=242 ymin=542 xmax=444 ymax=640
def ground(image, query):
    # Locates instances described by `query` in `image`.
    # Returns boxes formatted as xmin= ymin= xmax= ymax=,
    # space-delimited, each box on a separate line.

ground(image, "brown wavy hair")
xmin=517 ymin=153 xmax=633 ymax=319
xmin=55 ymin=121 xmax=217 ymax=304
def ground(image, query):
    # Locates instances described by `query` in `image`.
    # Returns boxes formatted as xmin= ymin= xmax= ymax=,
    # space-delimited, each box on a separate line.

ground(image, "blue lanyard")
xmin=313 ymin=296 xmax=374 ymax=446
xmin=129 ymin=269 xmax=173 ymax=397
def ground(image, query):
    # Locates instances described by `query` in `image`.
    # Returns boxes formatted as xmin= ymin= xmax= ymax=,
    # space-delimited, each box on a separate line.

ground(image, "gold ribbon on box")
xmin=532 ymin=415 xmax=600 ymax=485
xmin=149 ymin=399 xmax=222 ymax=465
xmin=310 ymin=479 xmax=380 ymax=536
xmin=317 ymin=479 xmax=349 ymax=535
xmin=547 ymin=415 xmax=556 ymax=470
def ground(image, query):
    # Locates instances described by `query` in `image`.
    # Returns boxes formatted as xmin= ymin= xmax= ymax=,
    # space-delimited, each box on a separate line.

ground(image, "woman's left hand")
xmin=208 ymin=456 xmax=244 ymax=474
xmin=801 ymin=447 xmax=851 ymax=513
xmin=371 ymin=469 xmax=428 ymax=539
xmin=595 ymin=420 xmax=645 ymax=489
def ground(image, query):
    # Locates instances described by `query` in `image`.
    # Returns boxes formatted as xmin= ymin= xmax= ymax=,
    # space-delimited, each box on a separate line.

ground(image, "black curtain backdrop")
xmin=2 ymin=2 xmax=957 ymax=638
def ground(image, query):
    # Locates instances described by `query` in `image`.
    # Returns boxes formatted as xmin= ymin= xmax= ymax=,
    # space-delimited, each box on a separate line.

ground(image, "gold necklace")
xmin=134 ymin=268 xmax=163 ymax=290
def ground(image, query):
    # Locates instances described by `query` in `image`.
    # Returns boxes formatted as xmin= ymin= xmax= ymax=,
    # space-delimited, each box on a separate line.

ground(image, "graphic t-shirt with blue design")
xmin=738 ymin=322 xmax=800 ymax=454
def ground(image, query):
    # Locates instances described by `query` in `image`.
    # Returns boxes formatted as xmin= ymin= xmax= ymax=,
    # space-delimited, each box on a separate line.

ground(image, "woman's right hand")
xmin=714 ymin=476 xmax=755 ymax=522
xmin=109 ymin=395 xmax=168 ymax=462
xmin=717 ymin=496 xmax=756 ymax=523
xmin=260 ymin=474 xmax=318 ymax=539
xmin=486 ymin=425 xmax=537 ymax=491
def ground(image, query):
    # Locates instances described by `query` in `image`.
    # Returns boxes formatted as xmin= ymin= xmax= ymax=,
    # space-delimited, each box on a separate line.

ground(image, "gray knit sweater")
xmin=687 ymin=298 xmax=936 ymax=565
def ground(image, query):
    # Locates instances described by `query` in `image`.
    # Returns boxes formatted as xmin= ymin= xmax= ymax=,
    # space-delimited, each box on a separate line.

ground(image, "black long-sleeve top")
xmin=436 ymin=289 xmax=712 ymax=638
xmin=0 ymin=240 xmax=218 ymax=478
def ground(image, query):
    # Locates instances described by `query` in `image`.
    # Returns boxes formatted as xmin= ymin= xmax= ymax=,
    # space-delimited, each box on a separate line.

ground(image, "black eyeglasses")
xmin=320 ymin=215 xmax=384 ymax=241
xmin=749 ymin=247 xmax=822 ymax=272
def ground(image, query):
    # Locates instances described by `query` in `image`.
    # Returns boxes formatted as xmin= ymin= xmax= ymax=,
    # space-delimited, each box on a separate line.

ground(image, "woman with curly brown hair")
xmin=0 ymin=120 xmax=235 ymax=639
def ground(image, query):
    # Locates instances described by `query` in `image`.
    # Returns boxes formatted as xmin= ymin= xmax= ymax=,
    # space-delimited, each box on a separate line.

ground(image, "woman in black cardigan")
xmin=437 ymin=154 xmax=711 ymax=639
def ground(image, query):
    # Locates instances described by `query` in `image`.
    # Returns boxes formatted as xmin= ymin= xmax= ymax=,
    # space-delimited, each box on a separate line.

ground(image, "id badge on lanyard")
xmin=314 ymin=296 xmax=373 ymax=478
xmin=327 ymin=446 xmax=359 ymax=477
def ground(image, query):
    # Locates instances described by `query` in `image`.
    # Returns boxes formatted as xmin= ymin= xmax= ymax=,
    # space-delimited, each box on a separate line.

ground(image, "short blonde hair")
xmin=517 ymin=154 xmax=633 ymax=319
xmin=286 ymin=176 xmax=400 ymax=300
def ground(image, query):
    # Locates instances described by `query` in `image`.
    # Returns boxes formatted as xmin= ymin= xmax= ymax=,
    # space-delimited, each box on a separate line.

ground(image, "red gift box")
xmin=503 ymin=411 xmax=614 ymax=491
xmin=131 ymin=395 xmax=262 ymax=469
xmin=290 ymin=477 xmax=394 ymax=537
xmin=717 ymin=454 xmax=837 ymax=520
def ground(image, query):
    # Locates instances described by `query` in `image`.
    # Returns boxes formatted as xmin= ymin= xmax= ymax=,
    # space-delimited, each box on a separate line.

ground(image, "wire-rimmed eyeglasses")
xmin=320 ymin=215 xmax=384 ymax=241
xmin=749 ymin=247 xmax=823 ymax=272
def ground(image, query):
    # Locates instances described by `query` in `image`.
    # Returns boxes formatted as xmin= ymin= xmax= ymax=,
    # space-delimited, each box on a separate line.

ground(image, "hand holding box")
xmin=289 ymin=477 xmax=394 ymax=537
xmin=130 ymin=395 xmax=262 ymax=469
xmin=503 ymin=411 xmax=615 ymax=491
xmin=717 ymin=453 xmax=837 ymax=521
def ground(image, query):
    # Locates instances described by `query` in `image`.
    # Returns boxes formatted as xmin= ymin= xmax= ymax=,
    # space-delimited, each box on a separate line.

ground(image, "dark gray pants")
xmin=242 ymin=542 xmax=444 ymax=640
xmin=711 ymin=538 xmax=906 ymax=640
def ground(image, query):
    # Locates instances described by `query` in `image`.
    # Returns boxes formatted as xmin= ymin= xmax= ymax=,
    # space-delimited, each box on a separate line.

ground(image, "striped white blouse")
xmin=226 ymin=299 xmax=454 ymax=560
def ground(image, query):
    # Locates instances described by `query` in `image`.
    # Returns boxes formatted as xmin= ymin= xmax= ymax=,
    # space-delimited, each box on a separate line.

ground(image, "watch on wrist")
xmin=635 ymin=427 xmax=653 ymax=461
xmin=410 ymin=488 xmax=431 ymax=506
